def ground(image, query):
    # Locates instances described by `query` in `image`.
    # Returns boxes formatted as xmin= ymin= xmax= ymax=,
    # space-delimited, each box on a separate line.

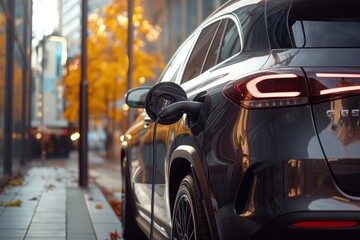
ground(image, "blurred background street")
xmin=0 ymin=0 xmax=228 ymax=238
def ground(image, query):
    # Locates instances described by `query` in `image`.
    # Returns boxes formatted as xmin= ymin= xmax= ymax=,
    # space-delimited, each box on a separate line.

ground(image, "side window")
xmin=202 ymin=20 xmax=227 ymax=73
xmin=218 ymin=20 xmax=241 ymax=63
xmin=159 ymin=35 xmax=196 ymax=83
xmin=181 ymin=21 xmax=221 ymax=84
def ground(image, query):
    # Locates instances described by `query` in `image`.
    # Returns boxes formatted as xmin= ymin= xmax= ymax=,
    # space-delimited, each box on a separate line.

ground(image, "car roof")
xmin=206 ymin=0 xmax=264 ymax=21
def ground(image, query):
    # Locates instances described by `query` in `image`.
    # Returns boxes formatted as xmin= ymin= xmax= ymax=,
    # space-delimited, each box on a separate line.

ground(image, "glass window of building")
xmin=186 ymin=0 xmax=198 ymax=36
xmin=12 ymin=44 xmax=24 ymax=170
xmin=15 ymin=0 xmax=25 ymax=47
xmin=0 ymin=4 xmax=6 ymax=177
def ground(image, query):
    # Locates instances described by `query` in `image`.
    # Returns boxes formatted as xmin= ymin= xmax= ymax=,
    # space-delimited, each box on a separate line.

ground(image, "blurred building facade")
xmin=59 ymin=0 xmax=228 ymax=62
xmin=0 ymin=0 xmax=32 ymax=179
xmin=31 ymin=35 xmax=70 ymax=159
xmin=58 ymin=0 xmax=112 ymax=59
xmin=143 ymin=0 xmax=228 ymax=61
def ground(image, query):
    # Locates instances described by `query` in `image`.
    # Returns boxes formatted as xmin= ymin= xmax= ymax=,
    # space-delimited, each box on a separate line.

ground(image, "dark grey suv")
xmin=121 ymin=0 xmax=360 ymax=239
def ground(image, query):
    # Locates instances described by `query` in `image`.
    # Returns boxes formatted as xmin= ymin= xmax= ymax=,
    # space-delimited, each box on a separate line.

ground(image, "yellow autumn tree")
xmin=61 ymin=0 xmax=163 ymax=124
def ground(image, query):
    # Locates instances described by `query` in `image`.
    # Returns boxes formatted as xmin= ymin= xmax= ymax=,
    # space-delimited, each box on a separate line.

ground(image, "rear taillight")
xmin=223 ymin=69 xmax=309 ymax=109
xmin=291 ymin=221 xmax=359 ymax=228
xmin=305 ymin=68 xmax=360 ymax=103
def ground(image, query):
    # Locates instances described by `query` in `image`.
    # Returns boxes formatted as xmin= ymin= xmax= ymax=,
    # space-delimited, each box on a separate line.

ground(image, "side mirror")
xmin=125 ymin=87 xmax=151 ymax=108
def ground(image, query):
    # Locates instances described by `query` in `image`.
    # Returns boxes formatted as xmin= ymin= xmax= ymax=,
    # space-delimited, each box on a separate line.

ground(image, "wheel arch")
xmin=169 ymin=145 xmax=220 ymax=240
xmin=169 ymin=157 xmax=192 ymax=215
xmin=120 ymin=141 xmax=129 ymax=163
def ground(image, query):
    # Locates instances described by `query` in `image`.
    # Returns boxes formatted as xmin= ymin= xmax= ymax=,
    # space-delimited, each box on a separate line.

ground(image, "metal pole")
xmin=79 ymin=0 xmax=88 ymax=188
xmin=127 ymin=0 xmax=134 ymax=126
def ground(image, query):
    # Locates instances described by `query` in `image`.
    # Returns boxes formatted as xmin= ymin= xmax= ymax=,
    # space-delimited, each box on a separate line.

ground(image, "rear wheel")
xmin=121 ymin=157 xmax=147 ymax=240
xmin=171 ymin=174 xmax=210 ymax=240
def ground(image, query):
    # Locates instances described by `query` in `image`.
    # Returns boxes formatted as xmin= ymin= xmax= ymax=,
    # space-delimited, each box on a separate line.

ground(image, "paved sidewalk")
xmin=0 ymin=154 xmax=123 ymax=240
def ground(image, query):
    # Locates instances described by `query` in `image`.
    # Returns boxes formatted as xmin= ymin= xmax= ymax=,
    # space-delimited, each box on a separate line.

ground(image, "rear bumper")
xmin=216 ymin=159 xmax=360 ymax=240
xmin=254 ymin=211 xmax=360 ymax=240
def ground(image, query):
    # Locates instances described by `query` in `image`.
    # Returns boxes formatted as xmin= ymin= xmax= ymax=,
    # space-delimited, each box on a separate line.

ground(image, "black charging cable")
xmin=149 ymin=116 xmax=160 ymax=240
xmin=149 ymin=101 xmax=203 ymax=240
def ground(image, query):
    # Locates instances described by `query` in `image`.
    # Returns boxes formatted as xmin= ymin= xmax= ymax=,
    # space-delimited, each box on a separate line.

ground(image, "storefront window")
xmin=203 ymin=0 xmax=215 ymax=19
xmin=0 ymin=4 xmax=7 ymax=177
xmin=12 ymin=43 xmax=24 ymax=171
xmin=15 ymin=0 xmax=25 ymax=47
xmin=186 ymin=0 xmax=197 ymax=36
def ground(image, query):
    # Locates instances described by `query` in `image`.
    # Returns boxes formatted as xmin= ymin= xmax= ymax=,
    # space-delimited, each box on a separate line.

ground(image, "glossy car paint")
xmin=121 ymin=0 xmax=360 ymax=239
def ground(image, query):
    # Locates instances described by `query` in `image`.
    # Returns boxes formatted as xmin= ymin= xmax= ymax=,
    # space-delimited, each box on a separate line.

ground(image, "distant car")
xmin=121 ymin=0 xmax=360 ymax=239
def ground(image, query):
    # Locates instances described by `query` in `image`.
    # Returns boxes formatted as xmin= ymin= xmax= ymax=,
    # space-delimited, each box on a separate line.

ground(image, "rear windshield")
xmin=266 ymin=0 xmax=360 ymax=48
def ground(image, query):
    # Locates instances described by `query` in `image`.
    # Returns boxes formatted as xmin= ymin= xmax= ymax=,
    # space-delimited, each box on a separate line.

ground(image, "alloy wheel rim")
xmin=173 ymin=195 xmax=195 ymax=240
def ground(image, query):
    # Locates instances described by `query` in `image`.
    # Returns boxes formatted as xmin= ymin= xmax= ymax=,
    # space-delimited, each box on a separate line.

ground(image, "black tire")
xmin=171 ymin=174 xmax=211 ymax=240
xmin=121 ymin=157 xmax=147 ymax=240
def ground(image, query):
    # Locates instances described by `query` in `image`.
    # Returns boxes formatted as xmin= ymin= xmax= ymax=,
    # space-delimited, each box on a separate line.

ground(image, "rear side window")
xmin=267 ymin=1 xmax=360 ymax=48
xmin=181 ymin=21 xmax=221 ymax=84
xmin=202 ymin=20 xmax=227 ymax=73
xmin=218 ymin=20 xmax=241 ymax=63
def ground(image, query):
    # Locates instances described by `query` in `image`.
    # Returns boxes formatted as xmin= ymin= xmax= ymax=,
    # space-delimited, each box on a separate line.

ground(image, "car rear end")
xmin=222 ymin=0 xmax=360 ymax=239
xmin=265 ymin=0 xmax=360 ymax=238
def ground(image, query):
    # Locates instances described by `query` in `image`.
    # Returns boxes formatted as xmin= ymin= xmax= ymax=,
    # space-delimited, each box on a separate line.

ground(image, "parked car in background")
xmin=121 ymin=0 xmax=360 ymax=239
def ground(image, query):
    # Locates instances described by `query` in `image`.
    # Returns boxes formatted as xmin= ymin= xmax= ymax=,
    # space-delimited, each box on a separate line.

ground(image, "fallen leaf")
xmin=46 ymin=184 xmax=56 ymax=190
xmin=104 ymin=191 xmax=114 ymax=196
xmin=8 ymin=177 xmax=24 ymax=186
xmin=95 ymin=204 xmax=103 ymax=209
xmin=114 ymin=208 xmax=122 ymax=217
xmin=109 ymin=229 xmax=121 ymax=240
xmin=108 ymin=199 xmax=121 ymax=208
xmin=0 ymin=199 xmax=22 ymax=207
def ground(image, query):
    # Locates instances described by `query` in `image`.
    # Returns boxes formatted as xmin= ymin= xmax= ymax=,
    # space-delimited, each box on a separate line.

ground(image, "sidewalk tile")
xmin=93 ymin=223 xmax=122 ymax=240
xmin=0 ymin=153 xmax=124 ymax=240
xmin=67 ymin=233 xmax=97 ymax=240
xmin=32 ymin=216 xmax=66 ymax=223
xmin=0 ymin=217 xmax=32 ymax=229
xmin=25 ymin=238 xmax=65 ymax=240
xmin=25 ymin=229 xmax=66 ymax=238
xmin=0 ymin=238 xmax=23 ymax=240
xmin=28 ymin=222 xmax=65 ymax=230
xmin=0 ymin=209 xmax=34 ymax=217
xmin=0 ymin=229 xmax=27 ymax=237
xmin=90 ymin=213 xmax=120 ymax=223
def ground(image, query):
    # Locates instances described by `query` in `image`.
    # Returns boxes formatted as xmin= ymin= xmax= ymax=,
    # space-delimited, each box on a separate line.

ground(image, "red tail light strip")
xmin=292 ymin=221 xmax=359 ymax=228
xmin=223 ymin=70 xmax=309 ymax=109
xmin=245 ymin=74 xmax=301 ymax=98
xmin=320 ymin=86 xmax=360 ymax=95
xmin=315 ymin=73 xmax=360 ymax=95
xmin=316 ymin=73 xmax=360 ymax=78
